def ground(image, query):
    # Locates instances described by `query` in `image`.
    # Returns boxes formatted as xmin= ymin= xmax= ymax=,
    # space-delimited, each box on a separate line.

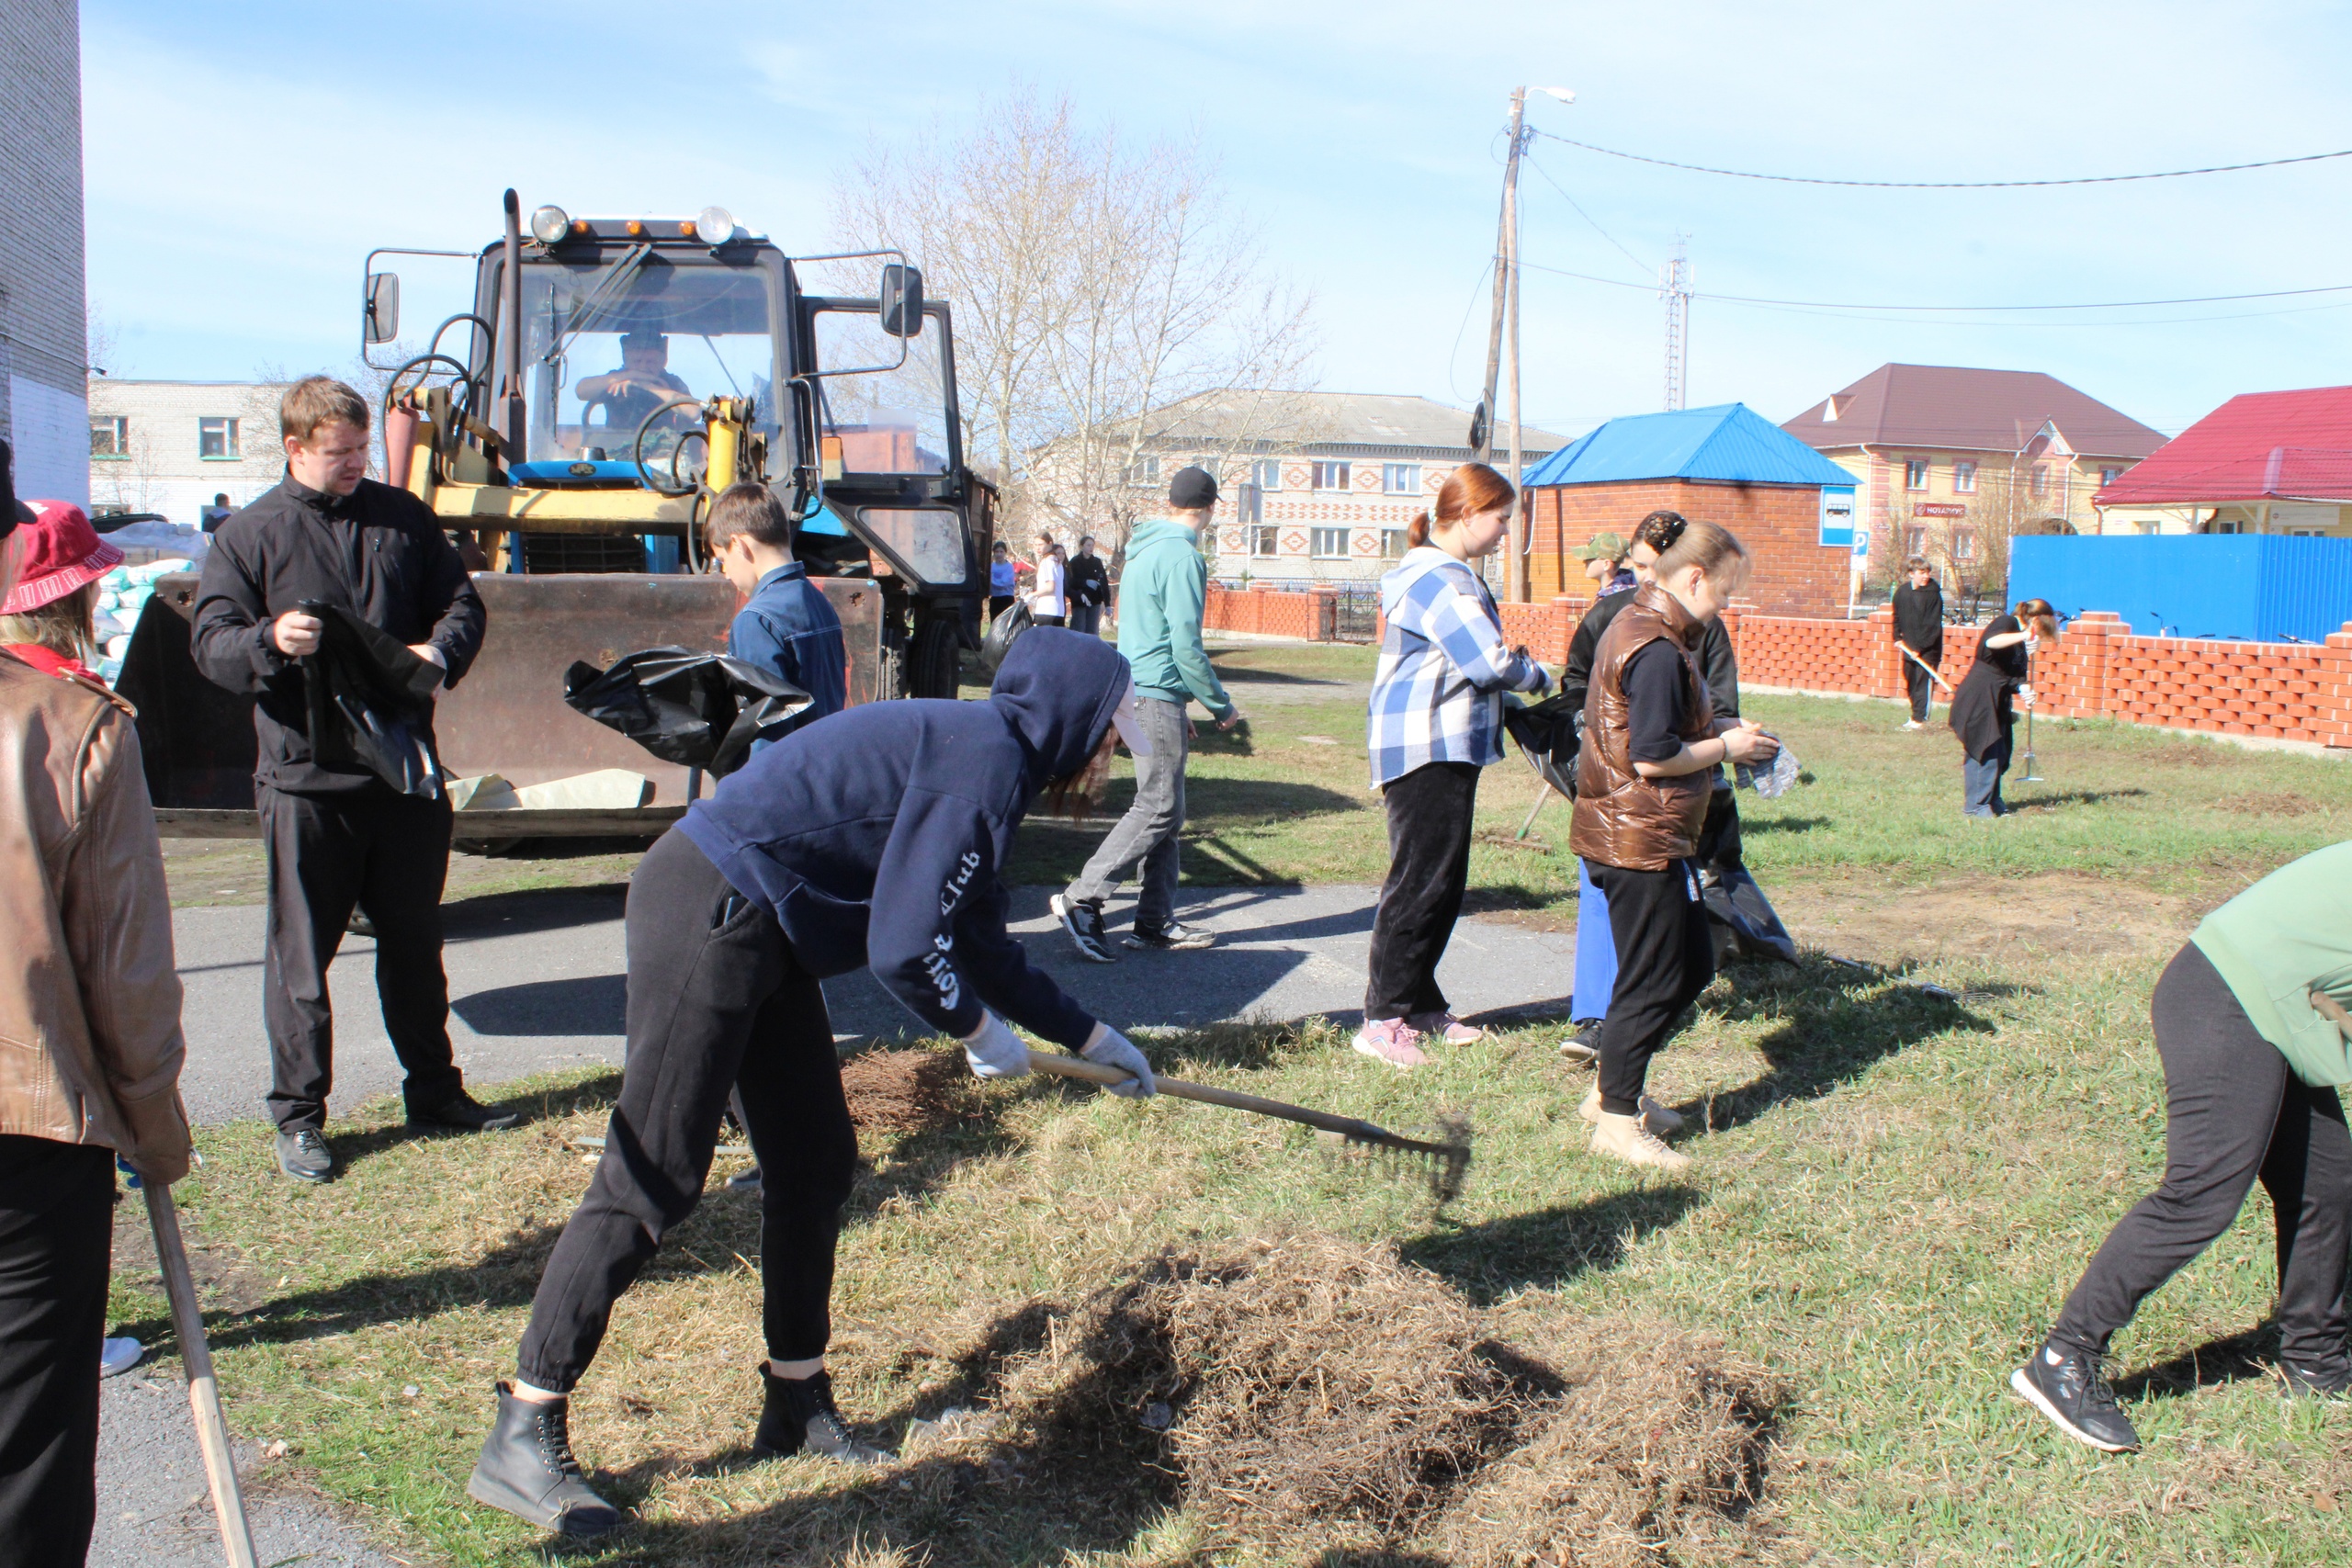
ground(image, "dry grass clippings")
xmin=840 ymin=1047 xmax=974 ymax=1136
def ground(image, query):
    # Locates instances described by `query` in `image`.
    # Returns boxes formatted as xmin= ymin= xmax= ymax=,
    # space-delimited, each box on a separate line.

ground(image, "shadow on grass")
xmin=2006 ymin=787 xmax=2150 ymax=811
xmin=328 ymin=1071 xmax=621 ymax=1177
xmin=2112 ymin=1320 xmax=2282 ymax=1402
xmin=1398 ymin=1184 xmax=1705 ymax=1307
xmin=1739 ymin=815 xmax=1829 ymax=836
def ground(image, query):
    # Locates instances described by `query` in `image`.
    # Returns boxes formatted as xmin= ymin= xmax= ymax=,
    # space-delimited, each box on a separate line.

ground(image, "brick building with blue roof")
xmin=1520 ymin=402 xmax=1860 ymax=616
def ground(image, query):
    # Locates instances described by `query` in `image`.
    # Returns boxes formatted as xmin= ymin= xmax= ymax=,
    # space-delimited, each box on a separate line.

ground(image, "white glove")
xmin=1080 ymin=1022 xmax=1157 ymax=1098
xmin=961 ymin=1013 xmax=1028 ymax=1080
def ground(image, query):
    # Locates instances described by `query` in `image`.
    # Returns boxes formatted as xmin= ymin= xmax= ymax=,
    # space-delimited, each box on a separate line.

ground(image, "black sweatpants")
xmin=1364 ymin=761 xmax=1479 ymax=1022
xmin=516 ymin=830 xmax=858 ymax=1393
xmin=2051 ymin=943 xmax=2352 ymax=1372
xmin=1592 ymin=859 xmax=1714 ymax=1114
xmin=261 ymin=784 xmax=463 ymax=1130
xmin=1903 ymin=652 xmax=1939 ymax=722
xmin=0 ymin=1137 xmax=117 ymax=1568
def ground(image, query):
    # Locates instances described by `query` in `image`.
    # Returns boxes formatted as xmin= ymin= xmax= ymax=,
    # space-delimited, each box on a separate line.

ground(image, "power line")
xmin=1516 ymin=259 xmax=2352 ymax=313
xmin=1524 ymin=156 xmax=1654 ymax=276
xmin=1530 ymin=129 xmax=2352 ymax=188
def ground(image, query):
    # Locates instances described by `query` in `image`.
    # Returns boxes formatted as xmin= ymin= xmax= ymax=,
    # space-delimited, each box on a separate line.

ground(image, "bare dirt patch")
xmin=2214 ymin=789 xmax=2323 ymax=818
xmin=1773 ymin=871 xmax=2199 ymax=965
xmin=840 ymin=1047 xmax=974 ymax=1136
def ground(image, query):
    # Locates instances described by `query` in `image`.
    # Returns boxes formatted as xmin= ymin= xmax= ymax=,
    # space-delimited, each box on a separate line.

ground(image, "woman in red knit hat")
xmin=0 ymin=501 xmax=123 ymax=687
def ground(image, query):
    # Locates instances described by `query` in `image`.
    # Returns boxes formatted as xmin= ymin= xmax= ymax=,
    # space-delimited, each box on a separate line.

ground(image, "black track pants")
xmin=1592 ymin=859 xmax=1714 ymax=1114
xmin=1904 ymin=655 xmax=1937 ymax=722
xmin=2051 ymin=943 xmax=2352 ymax=1371
xmin=260 ymin=785 xmax=462 ymax=1130
xmin=1364 ymin=761 xmax=1480 ymax=1022
xmin=0 ymin=1137 xmax=116 ymax=1568
xmin=516 ymin=830 xmax=857 ymax=1393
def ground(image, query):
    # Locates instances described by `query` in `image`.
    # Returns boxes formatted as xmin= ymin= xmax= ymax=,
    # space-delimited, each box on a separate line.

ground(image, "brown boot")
xmin=1589 ymin=1109 xmax=1692 ymax=1171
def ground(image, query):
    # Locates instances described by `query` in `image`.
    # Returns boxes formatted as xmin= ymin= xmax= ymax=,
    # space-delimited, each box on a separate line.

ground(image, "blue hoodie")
xmin=677 ymin=627 xmax=1127 ymax=1047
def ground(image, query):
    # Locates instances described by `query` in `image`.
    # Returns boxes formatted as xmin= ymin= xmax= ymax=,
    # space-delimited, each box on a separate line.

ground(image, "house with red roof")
xmin=1781 ymin=364 xmax=2169 ymax=586
xmin=2092 ymin=386 xmax=2352 ymax=538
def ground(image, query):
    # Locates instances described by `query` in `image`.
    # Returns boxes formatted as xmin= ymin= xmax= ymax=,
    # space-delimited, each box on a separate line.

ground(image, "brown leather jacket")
xmin=1569 ymin=585 xmax=1717 ymax=871
xmin=0 ymin=655 xmax=191 ymax=1180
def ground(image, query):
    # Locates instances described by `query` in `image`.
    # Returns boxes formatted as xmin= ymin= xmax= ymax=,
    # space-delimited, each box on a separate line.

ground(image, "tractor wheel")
xmin=908 ymin=615 xmax=962 ymax=699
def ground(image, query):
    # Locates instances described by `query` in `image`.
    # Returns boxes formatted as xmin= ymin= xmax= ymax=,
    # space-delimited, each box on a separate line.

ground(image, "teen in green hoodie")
xmin=2013 ymin=840 xmax=2352 ymax=1455
xmin=1051 ymin=467 xmax=1239 ymax=960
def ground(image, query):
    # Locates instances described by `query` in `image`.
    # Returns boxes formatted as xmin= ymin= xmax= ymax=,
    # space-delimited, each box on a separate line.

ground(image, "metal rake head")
xmin=1323 ymin=1111 xmax=1474 ymax=1208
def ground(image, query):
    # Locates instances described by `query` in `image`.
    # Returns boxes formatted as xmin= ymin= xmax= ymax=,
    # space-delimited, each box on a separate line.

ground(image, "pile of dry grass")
xmin=967 ymin=1235 xmax=1783 ymax=1560
xmin=839 ymin=1047 xmax=971 ymax=1136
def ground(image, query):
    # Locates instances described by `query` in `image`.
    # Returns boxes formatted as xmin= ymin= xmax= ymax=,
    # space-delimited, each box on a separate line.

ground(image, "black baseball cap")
xmin=1168 ymin=465 xmax=1218 ymax=508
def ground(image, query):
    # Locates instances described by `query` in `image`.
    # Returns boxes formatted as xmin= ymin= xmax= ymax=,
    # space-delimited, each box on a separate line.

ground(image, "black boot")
xmin=466 ymin=1383 xmax=625 ymax=1537
xmin=410 ymin=1090 xmax=523 ymax=1132
xmin=752 ymin=1367 xmax=894 ymax=1465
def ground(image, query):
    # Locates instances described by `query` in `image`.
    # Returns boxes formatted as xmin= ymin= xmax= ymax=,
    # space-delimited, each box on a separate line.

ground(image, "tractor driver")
xmin=574 ymin=327 xmax=695 ymax=437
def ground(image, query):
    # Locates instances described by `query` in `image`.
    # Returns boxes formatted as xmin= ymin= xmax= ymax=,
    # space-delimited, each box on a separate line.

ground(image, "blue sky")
xmin=81 ymin=0 xmax=2352 ymax=441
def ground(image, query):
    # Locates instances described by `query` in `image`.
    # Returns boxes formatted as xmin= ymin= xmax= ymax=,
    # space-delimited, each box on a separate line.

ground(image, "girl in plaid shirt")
xmin=1354 ymin=463 xmax=1550 ymax=1068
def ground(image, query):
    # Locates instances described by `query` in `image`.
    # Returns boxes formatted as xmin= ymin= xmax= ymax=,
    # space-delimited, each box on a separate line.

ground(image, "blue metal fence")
xmin=2009 ymin=535 xmax=2352 ymax=643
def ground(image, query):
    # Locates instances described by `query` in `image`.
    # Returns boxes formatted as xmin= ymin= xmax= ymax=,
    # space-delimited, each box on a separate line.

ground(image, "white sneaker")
xmin=1579 ymin=1084 xmax=1685 ymax=1134
xmin=1589 ymin=1110 xmax=1692 ymax=1170
xmin=1902 ymin=719 xmax=1927 ymax=731
xmin=101 ymin=1337 xmax=143 ymax=1378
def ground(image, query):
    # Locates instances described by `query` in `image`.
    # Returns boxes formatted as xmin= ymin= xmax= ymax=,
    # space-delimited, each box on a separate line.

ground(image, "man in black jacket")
xmin=1892 ymin=556 xmax=1946 ymax=729
xmin=192 ymin=377 xmax=502 ymax=1184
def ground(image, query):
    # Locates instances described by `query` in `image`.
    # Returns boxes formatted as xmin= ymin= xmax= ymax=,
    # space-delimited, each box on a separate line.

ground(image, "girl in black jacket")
xmin=1948 ymin=599 xmax=2056 ymax=818
xmin=468 ymin=629 xmax=1158 ymax=1538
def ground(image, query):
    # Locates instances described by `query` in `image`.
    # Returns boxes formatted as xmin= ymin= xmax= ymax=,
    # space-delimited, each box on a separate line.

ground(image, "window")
xmin=2030 ymin=464 xmax=2049 ymax=498
xmin=1253 ymin=458 xmax=1282 ymax=491
xmin=2100 ymin=466 xmax=2125 ymax=487
xmin=1905 ymin=457 xmax=1929 ymax=491
xmin=1312 ymin=460 xmax=1351 ymax=491
xmin=1382 ymin=528 xmax=1408 ymax=559
xmin=1125 ymin=454 xmax=1160 ymax=486
xmin=1381 ymin=462 xmax=1420 ymax=495
xmin=1310 ymin=526 xmax=1351 ymax=558
xmin=199 ymin=416 xmax=240 ymax=459
xmin=1904 ymin=525 xmax=1928 ymax=555
xmin=90 ymin=415 xmax=129 ymax=458
xmin=1952 ymin=527 xmax=1978 ymax=562
xmin=1952 ymin=460 xmax=1977 ymax=493
xmin=1237 ymin=484 xmax=1263 ymax=525
xmin=1250 ymin=525 xmax=1279 ymax=558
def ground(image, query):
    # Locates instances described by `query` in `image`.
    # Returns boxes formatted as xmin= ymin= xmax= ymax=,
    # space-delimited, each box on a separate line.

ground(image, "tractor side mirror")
xmin=879 ymin=264 xmax=924 ymax=338
xmin=364 ymin=272 xmax=401 ymax=344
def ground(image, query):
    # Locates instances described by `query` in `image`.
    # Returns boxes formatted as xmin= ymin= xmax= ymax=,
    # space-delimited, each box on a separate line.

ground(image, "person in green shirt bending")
xmin=2013 ymin=841 xmax=2352 ymax=1453
xmin=1051 ymin=467 xmax=1240 ymax=961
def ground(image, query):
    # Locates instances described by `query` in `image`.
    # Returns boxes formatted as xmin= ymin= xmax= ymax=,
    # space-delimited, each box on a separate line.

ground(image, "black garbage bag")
xmin=978 ymin=598 xmax=1032 ymax=676
xmin=562 ymin=647 xmax=813 ymax=778
xmin=299 ymin=599 xmax=446 ymax=799
xmin=1503 ymin=690 xmax=1583 ymax=796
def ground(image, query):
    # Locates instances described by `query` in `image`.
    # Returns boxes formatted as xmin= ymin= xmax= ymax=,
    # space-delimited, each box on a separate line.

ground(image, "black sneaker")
xmin=275 ymin=1127 xmax=336 ymax=1184
xmin=752 ymin=1368 xmax=893 ymax=1466
xmin=466 ymin=1383 xmax=624 ymax=1537
xmin=1556 ymin=1020 xmax=1602 ymax=1067
xmin=1125 ymin=919 xmax=1214 ymax=951
xmin=2281 ymin=1359 xmax=2352 ymax=1399
xmin=409 ymin=1091 xmax=523 ymax=1133
xmin=1051 ymin=894 xmax=1116 ymax=964
xmin=725 ymin=1165 xmax=763 ymax=1194
xmin=2011 ymin=1341 xmax=2140 ymax=1453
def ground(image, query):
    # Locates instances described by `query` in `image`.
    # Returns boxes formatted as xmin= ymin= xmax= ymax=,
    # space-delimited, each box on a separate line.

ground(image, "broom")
xmin=145 ymin=1184 xmax=259 ymax=1568
xmin=1025 ymin=1049 xmax=1472 ymax=1204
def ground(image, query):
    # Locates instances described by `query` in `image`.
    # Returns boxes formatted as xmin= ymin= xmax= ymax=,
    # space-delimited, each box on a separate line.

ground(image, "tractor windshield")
xmin=519 ymin=252 xmax=780 ymax=468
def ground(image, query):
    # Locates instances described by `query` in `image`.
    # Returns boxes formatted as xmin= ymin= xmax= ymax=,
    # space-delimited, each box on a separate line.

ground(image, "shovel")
xmin=145 ymin=1184 xmax=259 ymax=1568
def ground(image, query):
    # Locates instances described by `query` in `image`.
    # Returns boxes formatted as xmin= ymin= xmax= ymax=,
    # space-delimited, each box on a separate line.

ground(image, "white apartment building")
xmin=85 ymin=379 xmax=286 ymax=525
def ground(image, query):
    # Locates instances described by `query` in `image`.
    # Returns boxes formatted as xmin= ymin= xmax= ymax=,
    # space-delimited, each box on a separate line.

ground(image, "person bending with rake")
xmin=468 ymin=628 xmax=1158 ymax=1538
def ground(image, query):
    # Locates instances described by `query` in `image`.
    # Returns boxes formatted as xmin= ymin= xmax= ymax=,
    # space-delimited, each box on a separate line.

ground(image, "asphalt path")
xmin=98 ymin=881 xmax=1577 ymax=1566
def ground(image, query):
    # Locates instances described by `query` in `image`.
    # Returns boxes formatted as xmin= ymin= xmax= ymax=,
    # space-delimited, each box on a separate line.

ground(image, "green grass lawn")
xmin=122 ymin=639 xmax=2352 ymax=1565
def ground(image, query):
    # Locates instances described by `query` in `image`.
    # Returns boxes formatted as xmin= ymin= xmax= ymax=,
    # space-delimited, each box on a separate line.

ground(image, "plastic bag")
xmin=1502 ymin=690 xmax=1583 ymax=797
xmin=300 ymin=601 xmax=447 ymax=798
xmin=1736 ymin=744 xmax=1800 ymax=799
xmin=978 ymin=599 xmax=1032 ymax=676
xmin=562 ymin=647 xmax=812 ymax=778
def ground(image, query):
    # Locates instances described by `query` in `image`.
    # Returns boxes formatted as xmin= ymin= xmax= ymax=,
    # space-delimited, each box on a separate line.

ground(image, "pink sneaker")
xmin=1408 ymin=1011 xmax=1485 ymax=1045
xmin=1351 ymin=1018 xmax=1430 ymax=1069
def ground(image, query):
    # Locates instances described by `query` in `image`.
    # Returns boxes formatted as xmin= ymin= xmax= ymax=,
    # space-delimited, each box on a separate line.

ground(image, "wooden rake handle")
xmin=1897 ymin=641 xmax=1956 ymax=693
xmin=1023 ymin=1048 xmax=1432 ymax=1150
xmin=146 ymin=1183 xmax=259 ymax=1568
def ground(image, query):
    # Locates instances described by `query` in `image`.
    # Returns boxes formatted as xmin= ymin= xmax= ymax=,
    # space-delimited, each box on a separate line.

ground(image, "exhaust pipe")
xmin=501 ymin=189 xmax=525 ymax=461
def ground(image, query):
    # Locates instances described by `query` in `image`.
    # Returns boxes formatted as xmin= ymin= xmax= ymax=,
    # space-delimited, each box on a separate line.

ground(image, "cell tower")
xmin=1660 ymin=237 xmax=1691 ymax=412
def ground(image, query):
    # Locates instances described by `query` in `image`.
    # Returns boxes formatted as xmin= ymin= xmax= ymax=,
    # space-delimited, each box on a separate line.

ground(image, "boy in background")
xmin=710 ymin=484 xmax=848 ymax=757
xmin=1893 ymin=557 xmax=1945 ymax=730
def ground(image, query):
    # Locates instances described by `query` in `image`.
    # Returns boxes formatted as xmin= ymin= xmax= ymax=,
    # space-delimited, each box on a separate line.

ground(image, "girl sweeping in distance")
xmin=1570 ymin=516 xmax=1777 ymax=1169
xmin=1355 ymin=462 xmax=1551 ymax=1069
xmin=1948 ymin=597 xmax=2057 ymax=818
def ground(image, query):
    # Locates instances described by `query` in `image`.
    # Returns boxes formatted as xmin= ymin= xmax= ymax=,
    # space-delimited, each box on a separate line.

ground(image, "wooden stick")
xmin=1897 ymin=641 xmax=1955 ymax=693
xmin=145 ymin=1184 xmax=259 ymax=1568
xmin=1023 ymin=1049 xmax=1460 ymax=1158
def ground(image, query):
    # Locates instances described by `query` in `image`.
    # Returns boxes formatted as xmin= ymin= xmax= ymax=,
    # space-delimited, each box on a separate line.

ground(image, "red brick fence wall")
xmin=1201 ymin=584 xmax=2352 ymax=749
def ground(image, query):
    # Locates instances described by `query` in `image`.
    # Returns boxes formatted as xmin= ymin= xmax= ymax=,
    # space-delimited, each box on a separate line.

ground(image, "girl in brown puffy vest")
xmin=1568 ymin=516 xmax=1779 ymax=1169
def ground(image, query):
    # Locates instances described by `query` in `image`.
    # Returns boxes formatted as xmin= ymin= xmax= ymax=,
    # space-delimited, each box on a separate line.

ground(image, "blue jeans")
xmin=1573 ymin=858 xmax=1617 ymax=1022
xmin=1962 ymin=736 xmax=2012 ymax=817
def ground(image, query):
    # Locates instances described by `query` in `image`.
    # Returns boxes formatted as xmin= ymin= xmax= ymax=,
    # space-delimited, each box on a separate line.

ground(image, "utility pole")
xmin=1660 ymin=236 xmax=1691 ymax=412
xmin=1476 ymin=85 xmax=1569 ymax=601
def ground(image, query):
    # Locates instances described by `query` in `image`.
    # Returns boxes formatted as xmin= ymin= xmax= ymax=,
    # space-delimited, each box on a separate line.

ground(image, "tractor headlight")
xmin=529 ymin=205 xmax=571 ymax=243
xmin=695 ymin=205 xmax=737 ymax=245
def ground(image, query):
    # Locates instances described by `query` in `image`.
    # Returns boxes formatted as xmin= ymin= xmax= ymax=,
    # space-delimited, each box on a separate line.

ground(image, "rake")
xmin=1025 ymin=1049 xmax=1473 ymax=1205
